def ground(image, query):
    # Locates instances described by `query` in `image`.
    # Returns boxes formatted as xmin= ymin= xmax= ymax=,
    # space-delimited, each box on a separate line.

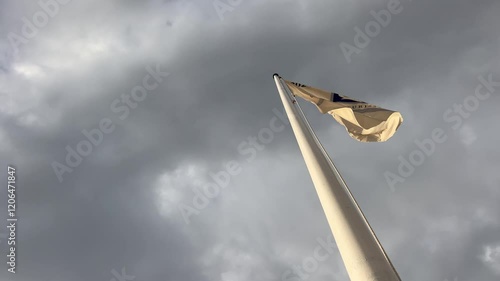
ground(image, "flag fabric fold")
xmin=284 ymin=80 xmax=403 ymax=142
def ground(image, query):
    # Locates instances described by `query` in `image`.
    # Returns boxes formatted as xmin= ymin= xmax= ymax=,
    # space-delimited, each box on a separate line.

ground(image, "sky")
xmin=0 ymin=0 xmax=499 ymax=281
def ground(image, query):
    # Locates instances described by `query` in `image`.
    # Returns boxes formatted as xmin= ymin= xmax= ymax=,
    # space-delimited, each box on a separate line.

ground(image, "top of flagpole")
xmin=273 ymin=74 xmax=297 ymax=103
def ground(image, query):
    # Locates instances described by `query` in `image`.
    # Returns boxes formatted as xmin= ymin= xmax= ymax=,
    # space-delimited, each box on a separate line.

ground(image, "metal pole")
xmin=273 ymin=74 xmax=401 ymax=281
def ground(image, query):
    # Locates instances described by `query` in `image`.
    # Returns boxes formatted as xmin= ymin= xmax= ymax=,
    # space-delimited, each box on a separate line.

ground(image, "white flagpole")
xmin=273 ymin=74 xmax=401 ymax=281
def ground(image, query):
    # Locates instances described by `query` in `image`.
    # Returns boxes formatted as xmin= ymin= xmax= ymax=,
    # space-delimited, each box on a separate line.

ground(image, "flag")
xmin=284 ymin=80 xmax=403 ymax=142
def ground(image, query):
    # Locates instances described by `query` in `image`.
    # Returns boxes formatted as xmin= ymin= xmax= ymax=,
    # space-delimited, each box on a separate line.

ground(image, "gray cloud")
xmin=0 ymin=0 xmax=499 ymax=280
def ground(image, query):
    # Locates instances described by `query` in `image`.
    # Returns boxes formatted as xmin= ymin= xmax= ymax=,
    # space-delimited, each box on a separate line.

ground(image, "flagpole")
xmin=273 ymin=74 xmax=401 ymax=281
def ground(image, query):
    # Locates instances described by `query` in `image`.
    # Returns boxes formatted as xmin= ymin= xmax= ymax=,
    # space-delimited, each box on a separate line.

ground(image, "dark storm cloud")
xmin=0 ymin=0 xmax=499 ymax=281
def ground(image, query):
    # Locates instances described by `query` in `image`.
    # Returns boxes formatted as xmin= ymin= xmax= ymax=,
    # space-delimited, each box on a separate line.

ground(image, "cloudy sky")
xmin=0 ymin=0 xmax=499 ymax=280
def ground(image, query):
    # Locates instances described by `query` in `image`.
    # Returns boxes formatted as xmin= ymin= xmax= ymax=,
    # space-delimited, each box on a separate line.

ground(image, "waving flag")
xmin=284 ymin=80 xmax=403 ymax=142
